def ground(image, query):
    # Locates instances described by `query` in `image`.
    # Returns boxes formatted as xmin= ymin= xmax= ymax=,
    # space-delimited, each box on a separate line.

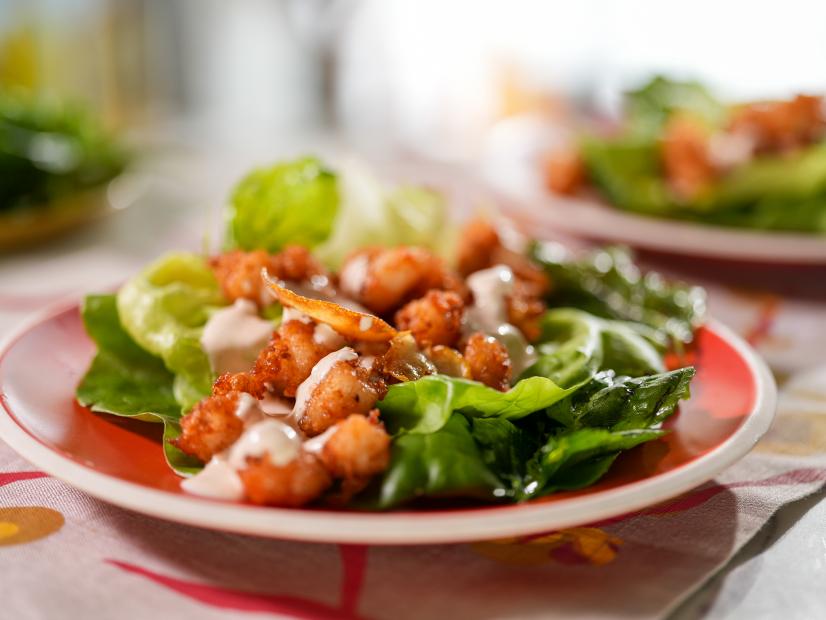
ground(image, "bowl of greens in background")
xmin=0 ymin=90 xmax=128 ymax=251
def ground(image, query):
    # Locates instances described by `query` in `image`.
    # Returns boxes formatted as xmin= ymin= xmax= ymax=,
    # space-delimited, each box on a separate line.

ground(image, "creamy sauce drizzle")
xmin=180 ymin=458 xmax=244 ymax=501
xmin=292 ymin=347 xmax=358 ymax=419
xmin=314 ymin=323 xmax=345 ymax=349
xmin=226 ymin=419 xmax=302 ymax=469
xmin=302 ymin=424 xmax=338 ymax=455
xmin=201 ymin=299 xmax=274 ymax=375
xmin=466 ymin=264 xmax=537 ymax=375
xmin=259 ymin=393 xmax=293 ymax=416
xmin=282 ymin=307 xmax=311 ymax=324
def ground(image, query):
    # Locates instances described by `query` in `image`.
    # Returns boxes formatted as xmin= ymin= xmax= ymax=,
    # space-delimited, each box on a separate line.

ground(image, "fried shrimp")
xmin=340 ymin=247 xmax=466 ymax=315
xmin=506 ymin=279 xmax=547 ymax=343
xmin=296 ymin=359 xmax=387 ymax=436
xmin=464 ymin=332 xmax=512 ymax=391
xmin=175 ymin=391 xmax=244 ymax=463
xmin=456 ymin=218 xmax=550 ymax=293
xmin=212 ymin=371 xmax=265 ymax=398
xmin=729 ymin=95 xmax=825 ymax=154
xmin=394 ymin=290 xmax=466 ymax=348
xmin=545 ymin=145 xmax=586 ymax=195
xmin=254 ymin=320 xmax=337 ymax=398
xmin=318 ymin=413 xmax=391 ymax=480
xmin=240 ymin=451 xmax=332 ymax=507
xmin=210 ymin=246 xmax=326 ymax=307
xmin=661 ymin=114 xmax=716 ymax=200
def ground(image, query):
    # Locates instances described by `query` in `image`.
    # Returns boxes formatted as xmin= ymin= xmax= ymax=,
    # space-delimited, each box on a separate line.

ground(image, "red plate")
xmin=0 ymin=303 xmax=776 ymax=544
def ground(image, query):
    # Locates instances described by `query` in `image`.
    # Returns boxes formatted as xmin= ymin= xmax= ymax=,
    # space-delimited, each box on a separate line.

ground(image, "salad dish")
xmin=0 ymin=157 xmax=776 ymax=541
xmin=75 ymin=157 xmax=706 ymax=510
xmin=544 ymin=77 xmax=826 ymax=233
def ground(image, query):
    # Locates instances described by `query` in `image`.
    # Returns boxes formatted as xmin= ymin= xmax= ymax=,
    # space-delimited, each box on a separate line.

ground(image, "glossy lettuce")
xmin=520 ymin=308 xmax=666 ymax=394
xmin=378 ymin=373 xmax=577 ymax=435
xmin=226 ymin=157 xmax=339 ymax=253
xmin=532 ymin=244 xmax=706 ymax=346
xmin=224 ymin=156 xmax=454 ymax=268
xmin=376 ymin=414 xmax=502 ymax=508
xmin=76 ymin=294 xmax=202 ymax=475
xmin=373 ymin=365 xmax=692 ymax=507
xmin=518 ymin=427 xmax=664 ymax=500
xmin=116 ymin=252 xmax=225 ymax=410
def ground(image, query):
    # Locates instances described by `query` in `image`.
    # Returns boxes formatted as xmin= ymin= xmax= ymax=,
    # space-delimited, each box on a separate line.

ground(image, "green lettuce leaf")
xmin=519 ymin=427 xmax=664 ymax=500
xmin=375 ymin=414 xmax=502 ymax=509
xmin=624 ymin=75 xmax=724 ymax=138
xmin=116 ymin=252 xmax=225 ymax=410
xmin=521 ymin=308 xmax=666 ymax=388
xmin=315 ymin=161 xmax=454 ymax=268
xmin=226 ymin=156 xmax=339 ymax=252
xmin=76 ymin=294 xmax=202 ymax=475
xmin=378 ymin=373 xmax=577 ymax=435
xmin=532 ymin=245 xmax=706 ymax=345
xmin=546 ymin=367 xmax=695 ymax=430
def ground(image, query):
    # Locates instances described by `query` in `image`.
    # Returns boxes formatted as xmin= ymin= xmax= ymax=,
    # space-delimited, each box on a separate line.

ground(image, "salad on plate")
xmin=545 ymin=77 xmax=826 ymax=233
xmin=76 ymin=156 xmax=706 ymax=510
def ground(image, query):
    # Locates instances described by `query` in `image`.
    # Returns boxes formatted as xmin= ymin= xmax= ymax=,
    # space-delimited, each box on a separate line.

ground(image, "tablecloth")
xmin=2 ymin=155 xmax=826 ymax=619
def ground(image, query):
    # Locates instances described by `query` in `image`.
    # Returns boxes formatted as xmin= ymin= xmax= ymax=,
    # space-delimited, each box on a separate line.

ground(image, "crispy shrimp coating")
xmin=661 ymin=114 xmax=716 ymax=200
xmin=240 ymin=451 xmax=332 ymax=507
xmin=394 ymin=290 xmax=466 ymax=348
xmin=269 ymin=245 xmax=328 ymax=283
xmin=464 ymin=332 xmax=512 ymax=391
xmin=319 ymin=413 xmax=391 ymax=480
xmin=175 ymin=391 xmax=244 ymax=463
xmin=729 ymin=95 xmax=825 ymax=154
xmin=212 ymin=371 xmax=265 ymax=399
xmin=340 ymin=247 xmax=467 ymax=315
xmin=507 ymin=280 xmax=547 ymax=343
xmin=210 ymin=246 xmax=326 ymax=307
xmin=457 ymin=218 xmax=501 ymax=277
xmin=297 ymin=360 xmax=387 ymax=436
xmin=545 ymin=146 xmax=586 ymax=195
xmin=254 ymin=320 xmax=336 ymax=397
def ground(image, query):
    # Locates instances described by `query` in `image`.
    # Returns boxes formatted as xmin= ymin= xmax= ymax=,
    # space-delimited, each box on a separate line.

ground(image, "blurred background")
xmin=1 ymin=0 xmax=825 ymax=316
xmin=3 ymin=0 xmax=826 ymax=158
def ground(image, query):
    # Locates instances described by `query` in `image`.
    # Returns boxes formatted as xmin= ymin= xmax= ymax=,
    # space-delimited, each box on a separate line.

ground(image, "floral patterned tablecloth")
xmin=2 ymin=155 xmax=826 ymax=619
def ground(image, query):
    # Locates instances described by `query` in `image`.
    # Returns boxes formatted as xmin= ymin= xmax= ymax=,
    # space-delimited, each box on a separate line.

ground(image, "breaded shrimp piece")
xmin=394 ymin=290 xmax=466 ymax=348
xmin=464 ymin=332 xmax=512 ymax=391
xmin=210 ymin=250 xmax=277 ymax=306
xmin=545 ymin=146 xmax=586 ymax=195
xmin=661 ymin=114 xmax=716 ymax=200
xmin=297 ymin=360 xmax=387 ymax=436
xmin=175 ymin=391 xmax=244 ymax=463
xmin=457 ymin=218 xmax=501 ymax=277
xmin=240 ymin=451 xmax=332 ymax=507
xmin=729 ymin=95 xmax=825 ymax=153
xmin=254 ymin=320 xmax=336 ymax=397
xmin=340 ymin=247 xmax=466 ymax=315
xmin=212 ymin=371 xmax=265 ymax=398
xmin=269 ymin=245 xmax=328 ymax=283
xmin=210 ymin=246 xmax=327 ymax=307
xmin=319 ymin=413 xmax=391 ymax=480
xmin=506 ymin=279 xmax=547 ymax=343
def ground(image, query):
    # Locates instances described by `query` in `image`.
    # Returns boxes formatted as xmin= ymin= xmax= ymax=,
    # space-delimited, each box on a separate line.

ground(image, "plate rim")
xmin=487 ymin=173 xmax=826 ymax=265
xmin=0 ymin=302 xmax=777 ymax=545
